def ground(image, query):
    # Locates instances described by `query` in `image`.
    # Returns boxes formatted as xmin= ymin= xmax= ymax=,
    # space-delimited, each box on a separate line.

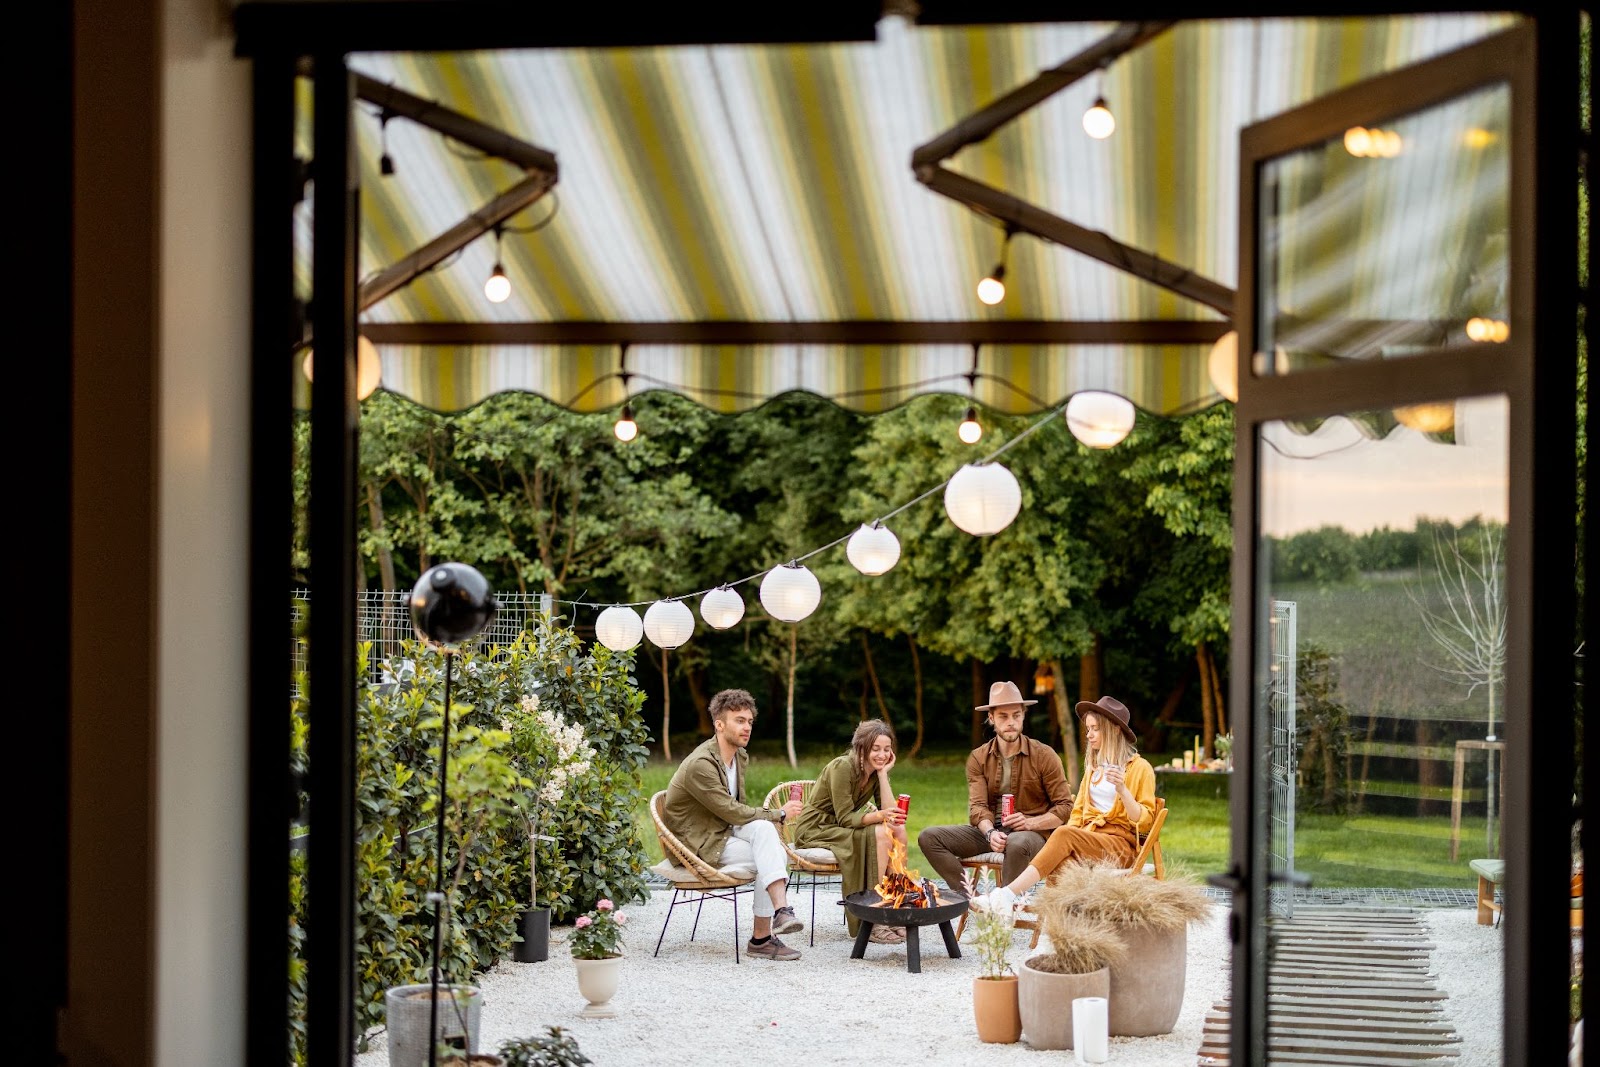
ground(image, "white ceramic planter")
xmin=573 ymin=956 xmax=621 ymax=1018
xmin=1017 ymin=959 xmax=1110 ymax=1049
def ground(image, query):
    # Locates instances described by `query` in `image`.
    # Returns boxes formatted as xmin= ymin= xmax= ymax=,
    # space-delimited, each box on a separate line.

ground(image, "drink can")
xmin=1000 ymin=793 xmax=1015 ymax=819
xmin=789 ymin=782 xmax=803 ymax=803
xmin=896 ymin=793 xmax=911 ymax=816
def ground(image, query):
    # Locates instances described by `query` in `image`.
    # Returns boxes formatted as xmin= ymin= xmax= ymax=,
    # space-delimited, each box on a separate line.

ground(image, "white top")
xmin=725 ymin=759 xmax=738 ymax=799
xmin=1087 ymin=767 xmax=1117 ymax=813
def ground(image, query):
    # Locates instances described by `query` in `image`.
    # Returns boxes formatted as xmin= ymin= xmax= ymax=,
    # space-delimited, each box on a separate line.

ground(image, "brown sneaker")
xmin=746 ymin=935 xmax=801 ymax=961
xmin=771 ymin=906 xmax=804 ymax=935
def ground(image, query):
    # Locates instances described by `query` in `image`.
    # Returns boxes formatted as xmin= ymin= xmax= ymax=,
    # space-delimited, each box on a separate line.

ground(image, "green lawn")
xmin=633 ymin=748 xmax=1491 ymax=890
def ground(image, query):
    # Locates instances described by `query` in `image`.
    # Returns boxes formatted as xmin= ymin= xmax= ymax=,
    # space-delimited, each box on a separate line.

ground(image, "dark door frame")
xmin=234 ymin=6 xmax=1584 ymax=1065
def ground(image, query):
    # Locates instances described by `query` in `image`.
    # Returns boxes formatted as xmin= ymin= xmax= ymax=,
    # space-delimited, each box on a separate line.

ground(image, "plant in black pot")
xmin=505 ymin=690 xmax=594 ymax=963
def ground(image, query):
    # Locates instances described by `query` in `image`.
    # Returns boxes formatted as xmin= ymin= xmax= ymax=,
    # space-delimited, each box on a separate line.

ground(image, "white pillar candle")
xmin=1072 ymin=996 xmax=1109 ymax=1063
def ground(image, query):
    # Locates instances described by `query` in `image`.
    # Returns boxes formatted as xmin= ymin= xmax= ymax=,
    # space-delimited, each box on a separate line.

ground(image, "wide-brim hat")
xmin=975 ymin=679 xmax=1038 ymax=711
xmin=1075 ymin=696 xmax=1137 ymax=744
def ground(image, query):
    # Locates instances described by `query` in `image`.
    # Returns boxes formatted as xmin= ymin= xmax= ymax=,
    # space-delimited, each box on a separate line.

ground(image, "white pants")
xmin=721 ymin=819 xmax=788 ymax=917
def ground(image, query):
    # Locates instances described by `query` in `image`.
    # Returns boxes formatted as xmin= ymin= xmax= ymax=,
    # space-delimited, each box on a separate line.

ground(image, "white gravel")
xmin=355 ymin=892 xmax=1506 ymax=1067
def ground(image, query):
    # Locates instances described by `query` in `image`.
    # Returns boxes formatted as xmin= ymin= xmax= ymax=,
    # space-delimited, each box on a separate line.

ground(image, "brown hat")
xmin=975 ymin=680 xmax=1038 ymax=711
xmin=1074 ymin=696 xmax=1137 ymax=744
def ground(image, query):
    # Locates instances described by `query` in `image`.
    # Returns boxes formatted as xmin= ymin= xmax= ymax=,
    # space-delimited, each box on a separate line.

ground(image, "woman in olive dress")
xmin=792 ymin=718 xmax=909 ymax=942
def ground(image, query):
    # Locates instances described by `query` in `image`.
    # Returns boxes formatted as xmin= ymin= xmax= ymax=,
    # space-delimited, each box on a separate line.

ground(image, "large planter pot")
xmin=573 ymin=955 xmax=621 ymax=1018
xmin=1107 ymin=922 xmax=1187 ymax=1036
xmin=513 ymin=907 xmax=550 ymax=963
xmin=385 ymin=984 xmax=482 ymax=1067
xmin=1017 ymin=958 xmax=1110 ymax=1049
xmin=971 ymin=975 xmax=1022 ymax=1043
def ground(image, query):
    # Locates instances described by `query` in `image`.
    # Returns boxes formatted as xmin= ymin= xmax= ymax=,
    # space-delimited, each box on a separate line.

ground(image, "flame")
xmin=870 ymin=837 xmax=942 ymax=908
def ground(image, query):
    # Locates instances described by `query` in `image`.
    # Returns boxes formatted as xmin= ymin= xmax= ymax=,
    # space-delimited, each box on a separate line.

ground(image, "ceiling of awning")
xmin=294 ymin=13 xmax=1516 ymax=415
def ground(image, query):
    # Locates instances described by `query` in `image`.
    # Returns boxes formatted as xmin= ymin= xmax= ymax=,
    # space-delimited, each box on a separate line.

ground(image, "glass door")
xmin=1223 ymin=23 xmax=1560 ymax=1066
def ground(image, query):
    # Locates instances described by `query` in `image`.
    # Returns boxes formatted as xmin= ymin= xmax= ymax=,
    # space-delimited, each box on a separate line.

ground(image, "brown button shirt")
xmin=966 ymin=735 xmax=1074 ymax=828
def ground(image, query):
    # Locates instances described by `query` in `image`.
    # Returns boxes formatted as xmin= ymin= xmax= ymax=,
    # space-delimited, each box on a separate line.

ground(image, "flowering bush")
xmin=505 ymin=691 xmax=596 ymax=908
xmin=568 ymin=899 xmax=626 ymax=960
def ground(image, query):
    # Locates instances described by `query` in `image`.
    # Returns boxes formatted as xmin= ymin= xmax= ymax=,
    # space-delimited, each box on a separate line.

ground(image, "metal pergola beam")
xmin=352 ymin=72 xmax=557 ymax=173
xmin=359 ymin=319 xmax=1231 ymax=346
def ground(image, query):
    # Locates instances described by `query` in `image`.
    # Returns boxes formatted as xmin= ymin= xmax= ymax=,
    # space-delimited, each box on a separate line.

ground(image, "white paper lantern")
xmin=846 ymin=522 xmax=901 ymax=576
xmin=1065 ymin=391 xmax=1137 ymax=449
xmin=759 ymin=563 xmax=821 ymax=623
xmin=943 ymin=463 xmax=1022 ymax=536
xmin=699 ymin=586 xmax=746 ymax=630
xmin=594 ymin=606 xmax=643 ymax=652
xmin=1207 ymin=330 xmax=1239 ymax=402
xmin=643 ymin=599 xmax=695 ymax=649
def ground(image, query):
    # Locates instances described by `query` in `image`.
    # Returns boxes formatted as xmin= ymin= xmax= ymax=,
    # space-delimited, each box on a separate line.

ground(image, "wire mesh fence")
xmin=289 ymin=589 xmax=554 ymax=698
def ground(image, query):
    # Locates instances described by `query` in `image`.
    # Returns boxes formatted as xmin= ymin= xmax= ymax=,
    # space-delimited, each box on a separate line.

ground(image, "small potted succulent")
xmin=961 ymin=869 xmax=1021 ymax=1043
xmin=1019 ymin=887 xmax=1128 ymax=1049
xmin=568 ymin=899 xmax=627 ymax=1019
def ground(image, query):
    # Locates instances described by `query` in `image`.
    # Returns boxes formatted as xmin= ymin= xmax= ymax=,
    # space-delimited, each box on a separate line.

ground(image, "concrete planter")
xmin=1017 ymin=958 xmax=1110 ymax=1049
xmin=1107 ymin=922 xmax=1187 ymax=1036
xmin=385 ymin=984 xmax=482 ymax=1067
xmin=971 ymin=975 xmax=1022 ymax=1043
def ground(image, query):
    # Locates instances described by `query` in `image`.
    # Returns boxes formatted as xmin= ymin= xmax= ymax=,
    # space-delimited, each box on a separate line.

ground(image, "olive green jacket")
xmin=662 ymin=736 xmax=782 ymax=866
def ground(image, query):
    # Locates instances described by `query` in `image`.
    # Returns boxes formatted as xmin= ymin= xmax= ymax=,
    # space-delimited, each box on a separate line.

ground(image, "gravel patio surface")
xmin=355 ymin=889 xmax=1505 ymax=1067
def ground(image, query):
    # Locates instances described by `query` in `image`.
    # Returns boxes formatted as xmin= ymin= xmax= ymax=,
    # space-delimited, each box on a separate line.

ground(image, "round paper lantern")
xmin=643 ymin=599 xmax=695 ymax=649
xmin=760 ymin=563 xmax=821 ymax=623
xmin=1207 ymin=330 xmax=1239 ymax=402
xmin=594 ymin=606 xmax=643 ymax=652
xmin=301 ymin=333 xmax=383 ymax=400
xmin=1394 ymin=402 xmax=1456 ymax=434
xmin=1065 ymin=391 xmax=1137 ymax=448
xmin=943 ymin=463 xmax=1022 ymax=536
xmin=846 ymin=522 xmax=901 ymax=576
xmin=409 ymin=563 xmax=497 ymax=649
xmin=699 ymin=586 xmax=746 ymax=630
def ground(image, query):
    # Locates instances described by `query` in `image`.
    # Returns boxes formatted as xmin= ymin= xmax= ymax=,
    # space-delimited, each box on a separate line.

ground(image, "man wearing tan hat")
xmin=917 ymin=680 xmax=1074 ymax=894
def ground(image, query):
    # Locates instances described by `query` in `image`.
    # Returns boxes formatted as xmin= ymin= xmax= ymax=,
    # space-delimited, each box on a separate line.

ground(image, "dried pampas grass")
xmin=1032 ymin=861 xmax=1212 ymax=934
xmin=1028 ymin=909 xmax=1128 ymax=975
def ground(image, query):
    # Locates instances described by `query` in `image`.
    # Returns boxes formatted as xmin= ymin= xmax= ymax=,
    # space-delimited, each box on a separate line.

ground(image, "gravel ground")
xmin=355 ymin=892 xmax=1507 ymax=1067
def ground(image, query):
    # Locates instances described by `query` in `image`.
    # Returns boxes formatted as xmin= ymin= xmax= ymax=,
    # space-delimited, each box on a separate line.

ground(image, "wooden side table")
xmin=1450 ymin=739 xmax=1505 ymax=862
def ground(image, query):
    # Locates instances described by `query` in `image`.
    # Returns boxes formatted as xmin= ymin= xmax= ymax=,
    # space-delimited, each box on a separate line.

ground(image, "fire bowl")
xmin=841 ymin=891 xmax=969 ymax=973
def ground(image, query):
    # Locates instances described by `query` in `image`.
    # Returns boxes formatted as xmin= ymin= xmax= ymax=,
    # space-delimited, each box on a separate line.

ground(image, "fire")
xmin=871 ymin=837 xmax=943 ymax=908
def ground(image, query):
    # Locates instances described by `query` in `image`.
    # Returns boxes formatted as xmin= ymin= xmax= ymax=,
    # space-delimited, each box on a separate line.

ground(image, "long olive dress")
xmin=792 ymin=753 xmax=879 ymax=935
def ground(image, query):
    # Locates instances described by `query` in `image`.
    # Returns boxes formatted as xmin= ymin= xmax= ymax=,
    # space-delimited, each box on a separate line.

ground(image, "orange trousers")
xmin=1028 ymin=824 xmax=1136 ymax=881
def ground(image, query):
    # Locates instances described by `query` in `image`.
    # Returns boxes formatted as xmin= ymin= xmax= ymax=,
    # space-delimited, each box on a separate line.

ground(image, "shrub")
xmin=568 ymin=899 xmax=627 ymax=960
xmin=499 ymin=1027 xmax=592 ymax=1067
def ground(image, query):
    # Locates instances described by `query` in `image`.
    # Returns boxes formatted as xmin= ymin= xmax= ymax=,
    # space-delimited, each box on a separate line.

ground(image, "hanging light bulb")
xmin=1065 ymin=391 xmax=1137 ymax=448
xmin=613 ymin=403 xmax=638 ymax=442
xmin=484 ymin=262 xmax=511 ymax=303
xmin=976 ymin=266 xmax=1006 ymax=305
xmin=301 ymin=334 xmax=383 ymax=401
xmin=759 ymin=562 xmax=821 ymax=623
xmin=1207 ymin=330 xmax=1239 ymax=402
xmin=846 ymin=522 xmax=901 ymax=576
xmin=594 ymin=606 xmax=643 ymax=652
xmin=1394 ymin=402 xmax=1457 ymax=434
xmin=699 ymin=586 xmax=746 ymax=630
xmin=958 ymin=406 xmax=983 ymax=444
xmin=1082 ymin=96 xmax=1115 ymax=139
xmin=643 ymin=600 xmax=695 ymax=649
xmin=378 ymin=113 xmax=396 ymax=176
xmin=943 ymin=463 xmax=1022 ymax=536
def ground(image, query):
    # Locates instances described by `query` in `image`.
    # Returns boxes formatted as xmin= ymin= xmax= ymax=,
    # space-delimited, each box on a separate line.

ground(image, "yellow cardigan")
xmin=1068 ymin=755 xmax=1157 ymax=838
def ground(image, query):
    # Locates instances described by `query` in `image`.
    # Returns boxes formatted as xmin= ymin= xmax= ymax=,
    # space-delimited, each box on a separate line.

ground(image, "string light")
xmin=977 ymin=228 xmax=1013 ymax=306
xmin=301 ymin=334 xmax=383 ymax=401
xmin=1082 ymin=96 xmax=1115 ymax=139
xmin=484 ymin=225 xmax=511 ymax=303
xmin=613 ymin=403 xmax=638 ymax=442
xmin=958 ymin=406 xmax=983 ymax=444
xmin=1466 ymin=317 xmax=1509 ymax=343
xmin=378 ymin=111 xmax=396 ymax=177
xmin=1207 ymin=330 xmax=1239 ymax=402
xmin=1065 ymin=391 xmax=1136 ymax=448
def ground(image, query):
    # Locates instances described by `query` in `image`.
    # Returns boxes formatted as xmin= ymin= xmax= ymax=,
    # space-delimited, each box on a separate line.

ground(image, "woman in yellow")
xmin=792 ymin=718 xmax=909 ymax=942
xmin=971 ymin=696 xmax=1155 ymax=913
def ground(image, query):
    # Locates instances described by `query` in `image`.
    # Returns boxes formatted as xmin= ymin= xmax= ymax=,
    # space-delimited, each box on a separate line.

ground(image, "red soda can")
xmin=896 ymin=793 xmax=911 ymax=815
xmin=789 ymin=782 xmax=803 ymax=803
xmin=1000 ymin=793 xmax=1015 ymax=819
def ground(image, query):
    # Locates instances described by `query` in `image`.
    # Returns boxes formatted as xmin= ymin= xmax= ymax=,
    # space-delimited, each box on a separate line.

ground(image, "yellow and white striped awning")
xmin=298 ymin=13 xmax=1514 ymax=414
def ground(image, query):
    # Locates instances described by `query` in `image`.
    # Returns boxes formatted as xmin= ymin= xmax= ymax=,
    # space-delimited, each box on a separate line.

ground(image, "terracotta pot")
xmin=573 ymin=955 xmax=621 ymax=1018
xmin=971 ymin=975 xmax=1022 ymax=1043
xmin=1107 ymin=922 xmax=1187 ymax=1036
xmin=1017 ymin=958 xmax=1110 ymax=1049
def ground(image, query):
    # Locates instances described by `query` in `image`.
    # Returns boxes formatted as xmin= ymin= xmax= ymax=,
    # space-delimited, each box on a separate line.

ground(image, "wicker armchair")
xmin=762 ymin=781 xmax=844 ymax=946
xmin=648 ymin=790 xmax=757 ymax=962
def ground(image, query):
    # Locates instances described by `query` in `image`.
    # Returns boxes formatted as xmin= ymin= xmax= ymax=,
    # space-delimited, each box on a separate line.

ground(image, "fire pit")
xmin=841 ymin=839 xmax=968 ymax=973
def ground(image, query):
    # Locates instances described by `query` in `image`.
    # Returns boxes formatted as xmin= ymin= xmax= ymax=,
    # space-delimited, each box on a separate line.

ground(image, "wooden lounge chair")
xmin=648 ymin=790 xmax=757 ymax=962
xmin=762 ymin=781 xmax=843 ymax=946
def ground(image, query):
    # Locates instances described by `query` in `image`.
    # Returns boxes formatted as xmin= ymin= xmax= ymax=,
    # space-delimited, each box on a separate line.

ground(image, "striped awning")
xmin=296 ymin=13 xmax=1515 ymax=414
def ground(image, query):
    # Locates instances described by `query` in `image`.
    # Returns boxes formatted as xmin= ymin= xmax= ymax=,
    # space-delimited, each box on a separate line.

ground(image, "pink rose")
xmin=596 ymin=899 xmax=614 ymax=911
xmin=614 ymin=913 xmax=627 ymax=925
xmin=575 ymin=916 xmax=592 ymax=928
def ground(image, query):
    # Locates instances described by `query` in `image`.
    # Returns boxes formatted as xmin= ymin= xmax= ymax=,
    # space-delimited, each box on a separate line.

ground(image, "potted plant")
xmin=1018 ymin=886 xmax=1128 ymax=1049
xmin=568 ymin=899 xmax=627 ymax=1018
xmin=505 ymin=692 xmax=595 ymax=963
xmin=1041 ymin=862 xmax=1213 ymax=1036
xmin=498 ymin=1026 xmax=592 ymax=1067
xmin=961 ymin=869 xmax=1022 ymax=1043
xmin=385 ymin=984 xmax=484 ymax=1067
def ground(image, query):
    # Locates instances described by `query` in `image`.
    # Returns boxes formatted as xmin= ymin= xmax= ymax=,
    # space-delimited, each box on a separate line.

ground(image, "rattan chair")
xmin=762 ymin=780 xmax=844 ymax=946
xmin=648 ymin=790 xmax=757 ymax=962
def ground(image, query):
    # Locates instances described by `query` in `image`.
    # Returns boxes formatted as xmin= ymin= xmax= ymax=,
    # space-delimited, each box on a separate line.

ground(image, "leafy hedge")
xmin=288 ymin=616 xmax=649 ymax=1061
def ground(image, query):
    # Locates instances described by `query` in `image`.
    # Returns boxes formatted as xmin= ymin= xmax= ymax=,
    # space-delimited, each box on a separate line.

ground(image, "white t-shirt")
xmin=1087 ymin=767 xmax=1117 ymax=813
xmin=725 ymin=759 xmax=738 ymax=799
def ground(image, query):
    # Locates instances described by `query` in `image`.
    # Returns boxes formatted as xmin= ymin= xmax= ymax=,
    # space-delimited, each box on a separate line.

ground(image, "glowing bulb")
xmin=613 ymin=404 xmax=638 ymax=442
xmin=976 ymin=266 xmax=1006 ymax=305
xmin=1344 ymin=127 xmax=1372 ymax=156
xmin=1377 ymin=130 xmax=1403 ymax=157
xmin=1394 ymin=402 xmax=1456 ymax=434
xmin=1207 ymin=330 xmax=1239 ymax=402
xmin=1462 ymin=127 xmax=1496 ymax=149
xmin=958 ymin=407 xmax=983 ymax=444
xmin=301 ymin=334 xmax=383 ymax=400
xmin=484 ymin=263 xmax=511 ymax=303
xmin=1082 ymin=98 xmax=1115 ymax=139
xmin=1466 ymin=317 xmax=1490 ymax=342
